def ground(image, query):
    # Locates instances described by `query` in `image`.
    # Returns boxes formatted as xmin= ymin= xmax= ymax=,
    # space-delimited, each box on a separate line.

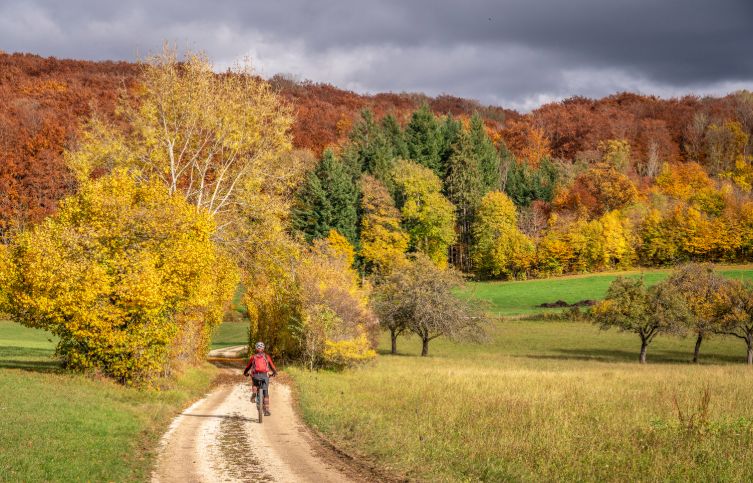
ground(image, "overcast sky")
xmin=1 ymin=0 xmax=751 ymax=111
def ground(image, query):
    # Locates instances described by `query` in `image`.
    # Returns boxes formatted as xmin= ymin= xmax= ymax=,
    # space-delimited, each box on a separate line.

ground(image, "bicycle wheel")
xmin=257 ymin=382 xmax=264 ymax=424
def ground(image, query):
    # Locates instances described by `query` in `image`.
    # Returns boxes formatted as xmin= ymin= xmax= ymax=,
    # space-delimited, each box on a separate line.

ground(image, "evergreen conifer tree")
xmin=469 ymin=114 xmax=501 ymax=191
xmin=292 ymin=150 xmax=359 ymax=243
xmin=382 ymin=114 xmax=408 ymax=159
xmin=342 ymin=110 xmax=396 ymax=186
xmin=444 ymin=129 xmax=485 ymax=270
xmin=405 ymin=104 xmax=443 ymax=176
xmin=438 ymin=114 xmax=462 ymax=178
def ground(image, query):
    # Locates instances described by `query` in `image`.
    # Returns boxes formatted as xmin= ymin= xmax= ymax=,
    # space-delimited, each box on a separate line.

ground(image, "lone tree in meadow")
xmin=372 ymin=254 xmax=488 ymax=356
xmin=591 ymin=277 xmax=691 ymax=363
xmin=717 ymin=280 xmax=753 ymax=364
xmin=666 ymin=263 xmax=726 ymax=363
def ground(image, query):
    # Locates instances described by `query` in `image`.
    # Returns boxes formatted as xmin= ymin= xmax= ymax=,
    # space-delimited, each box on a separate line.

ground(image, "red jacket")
xmin=243 ymin=352 xmax=277 ymax=376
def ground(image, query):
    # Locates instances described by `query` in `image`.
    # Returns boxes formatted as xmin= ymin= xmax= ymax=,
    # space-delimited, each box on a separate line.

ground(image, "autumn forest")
xmin=3 ymin=52 xmax=751 ymax=282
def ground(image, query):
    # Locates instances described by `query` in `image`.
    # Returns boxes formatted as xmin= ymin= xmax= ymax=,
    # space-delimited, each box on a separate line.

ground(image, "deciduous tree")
xmin=591 ymin=277 xmax=690 ymax=363
xmin=391 ymin=160 xmax=456 ymax=268
xmin=119 ymin=48 xmax=292 ymax=218
xmin=1 ymin=170 xmax=237 ymax=384
xmin=717 ymin=280 xmax=753 ymax=364
xmin=359 ymin=175 xmax=409 ymax=275
xmin=372 ymin=254 xmax=488 ymax=356
xmin=666 ymin=263 xmax=727 ymax=363
xmin=472 ymin=192 xmax=534 ymax=279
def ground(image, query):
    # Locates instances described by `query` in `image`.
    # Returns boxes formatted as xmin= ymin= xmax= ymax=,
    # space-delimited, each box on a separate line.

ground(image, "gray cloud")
xmin=1 ymin=0 xmax=751 ymax=111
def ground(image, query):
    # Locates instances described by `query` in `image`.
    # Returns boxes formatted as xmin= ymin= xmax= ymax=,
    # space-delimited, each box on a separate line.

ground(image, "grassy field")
xmin=0 ymin=321 xmax=218 ymax=482
xmin=290 ymin=266 xmax=753 ymax=482
xmin=462 ymin=266 xmax=753 ymax=316
xmin=210 ymin=321 xmax=248 ymax=350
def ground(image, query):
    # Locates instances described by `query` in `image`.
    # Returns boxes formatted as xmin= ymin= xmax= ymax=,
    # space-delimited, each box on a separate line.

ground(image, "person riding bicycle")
xmin=243 ymin=341 xmax=277 ymax=416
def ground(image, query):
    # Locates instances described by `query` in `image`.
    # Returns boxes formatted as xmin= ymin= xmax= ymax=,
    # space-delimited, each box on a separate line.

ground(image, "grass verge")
xmin=0 ymin=320 xmax=218 ymax=482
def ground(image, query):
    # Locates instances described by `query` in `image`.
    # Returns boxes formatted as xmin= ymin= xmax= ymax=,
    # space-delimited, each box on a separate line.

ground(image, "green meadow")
xmin=0 ymin=321 xmax=217 ymax=482
xmin=291 ymin=266 xmax=753 ymax=482
xmin=462 ymin=265 xmax=753 ymax=316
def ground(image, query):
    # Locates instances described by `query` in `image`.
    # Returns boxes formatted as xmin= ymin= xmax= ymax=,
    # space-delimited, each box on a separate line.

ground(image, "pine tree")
xmin=469 ymin=114 xmax=501 ymax=191
xmin=444 ymin=129 xmax=485 ymax=270
xmin=342 ymin=110 xmax=397 ymax=186
xmin=405 ymin=104 xmax=443 ymax=177
xmin=382 ymin=114 xmax=408 ymax=159
xmin=504 ymin=157 xmax=558 ymax=206
xmin=438 ymin=115 xmax=462 ymax=178
xmin=292 ymin=150 xmax=359 ymax=243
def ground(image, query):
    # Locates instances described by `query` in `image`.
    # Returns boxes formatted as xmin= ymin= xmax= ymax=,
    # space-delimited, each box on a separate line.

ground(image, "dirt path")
xmin=152 ymin=369 xmax=362 ymax=483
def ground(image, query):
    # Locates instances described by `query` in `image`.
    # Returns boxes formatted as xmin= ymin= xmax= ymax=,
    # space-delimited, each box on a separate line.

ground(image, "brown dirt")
xmin=151 ymin=368 xmax=373 ymax=482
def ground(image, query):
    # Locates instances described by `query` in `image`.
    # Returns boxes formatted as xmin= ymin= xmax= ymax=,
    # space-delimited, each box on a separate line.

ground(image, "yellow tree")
xmin=597 ymin=210 xmax=635 ymax=268
xmin=359 ymin=175 xmax=409 ymax=275
xmin=471 ymin=191 xmax=534 ymax=279
xmin=0 ymin=170 xmax=237 ymax=385
xmin=70 ymin=46 xmax=295 ymax=225
xmin=297 ymin=238 xmax=378 ymax=369
xmin=654 ymin=162 xmax=714 ymax=201
xmin=599 ymin=139 xmax=631 ymax=171
xmin=391 ymin=160 xmax=457 ymax=268
xmin=326 ymin=229 xmax=356 ymax=267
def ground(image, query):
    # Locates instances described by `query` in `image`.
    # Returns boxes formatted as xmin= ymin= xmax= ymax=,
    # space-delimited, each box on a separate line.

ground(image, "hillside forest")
xmin=2 ymin=52 xmax=753 ymax=282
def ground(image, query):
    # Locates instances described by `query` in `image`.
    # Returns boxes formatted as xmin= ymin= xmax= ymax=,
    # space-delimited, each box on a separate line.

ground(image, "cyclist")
xmin=243 ymin=341 xmax=277 ymax=416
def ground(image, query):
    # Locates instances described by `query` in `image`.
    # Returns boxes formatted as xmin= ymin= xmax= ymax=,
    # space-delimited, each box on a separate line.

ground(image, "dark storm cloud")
xmin=1 ymin=0 xmax=751 ymax=110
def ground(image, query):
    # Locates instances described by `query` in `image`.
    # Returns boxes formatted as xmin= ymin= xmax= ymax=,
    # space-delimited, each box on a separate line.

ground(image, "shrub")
xmin=0 ymin=170 xmax=237 ymax=385
xmin=322 ymin=334 xmax=377 ymax=369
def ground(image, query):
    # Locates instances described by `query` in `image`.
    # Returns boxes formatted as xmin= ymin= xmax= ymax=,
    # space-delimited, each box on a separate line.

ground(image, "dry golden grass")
xmin=290 ymin=320 xmax=753 ymax=482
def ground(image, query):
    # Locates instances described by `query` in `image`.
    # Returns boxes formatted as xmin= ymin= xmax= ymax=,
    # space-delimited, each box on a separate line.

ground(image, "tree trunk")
xmin=639 ymin=338 xmax=648 ymax=364
xmin=390 ymin=329 xmax=398 ymax=355
xmin=693 ymin=333 xmax=704 ymax=363
xmin=747 ymin=339 xmax=753 ymax=365
xmin=421 ymin=336 xmax=430 ymax=357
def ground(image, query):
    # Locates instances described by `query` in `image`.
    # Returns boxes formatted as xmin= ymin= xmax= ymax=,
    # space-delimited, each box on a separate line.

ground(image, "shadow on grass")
xmin=0 ymin=346 xmax=63 ymax=373
xmin=376 ymin=348 xmax=418 ymax=357
xmin=522 ymin=348 xmax=746 ymax=365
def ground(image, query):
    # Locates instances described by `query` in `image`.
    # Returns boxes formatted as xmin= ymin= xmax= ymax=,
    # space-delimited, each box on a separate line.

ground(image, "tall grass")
xmin=291 ymin=320 xmax=753 ymax=481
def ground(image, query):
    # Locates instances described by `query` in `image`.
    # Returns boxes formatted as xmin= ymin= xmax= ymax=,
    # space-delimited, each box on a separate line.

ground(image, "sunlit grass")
xmin=291 ymin=315 xmax=753 ymax=481
xmin=211 ymin=321 xmax=248 ymax=350
xmin=461 ymin=265 xmax=753 ymax=316
xmin=0 ymin=321 xmax=217 ymax=481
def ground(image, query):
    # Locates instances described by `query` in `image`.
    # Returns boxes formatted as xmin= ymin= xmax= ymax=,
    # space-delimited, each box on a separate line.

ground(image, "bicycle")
xmin=254 ymin=377 xmax=267 ymax=423
xmin=248 ymin=372 xmax=275 ymax=423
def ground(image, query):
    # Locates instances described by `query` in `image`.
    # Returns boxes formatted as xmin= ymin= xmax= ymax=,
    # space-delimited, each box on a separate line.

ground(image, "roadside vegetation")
xmin=0 ymin=320 xmax=217 ymax=481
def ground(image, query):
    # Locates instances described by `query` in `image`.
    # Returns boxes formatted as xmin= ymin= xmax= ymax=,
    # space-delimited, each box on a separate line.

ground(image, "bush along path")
xmin=151 ymin=359 xmax=366 ymax=482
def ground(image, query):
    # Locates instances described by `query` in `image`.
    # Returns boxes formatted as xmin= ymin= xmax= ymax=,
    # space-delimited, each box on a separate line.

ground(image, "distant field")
xmin=211 ymin=321 xmax=248 ymax=350
xmin=291 ymin=319 xmax=753 ymax=482
xmin=0 ymin=321 xmax=217 ymax=481
xmin=462 ymin=265 xmax=753 ymax=316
